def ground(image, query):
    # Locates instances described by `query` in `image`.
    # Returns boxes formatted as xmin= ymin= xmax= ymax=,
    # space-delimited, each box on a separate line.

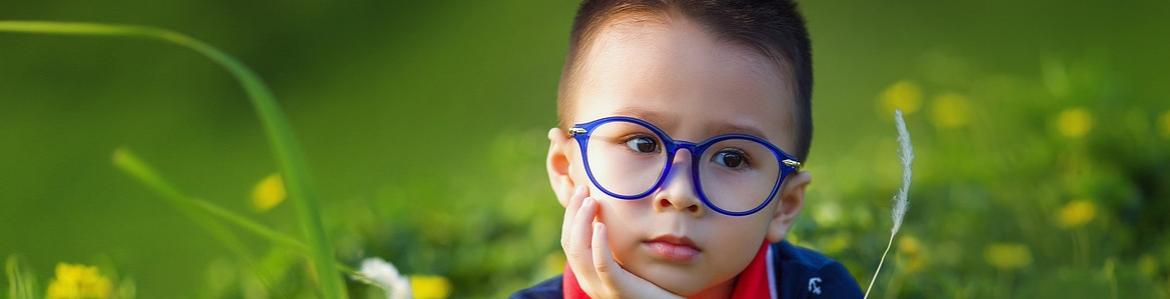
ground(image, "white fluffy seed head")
xmin=891 ymin=109 xmax=914 ymax=234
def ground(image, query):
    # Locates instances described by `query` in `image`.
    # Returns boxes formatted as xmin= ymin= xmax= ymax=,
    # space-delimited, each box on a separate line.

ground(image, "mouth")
xmin=642 ymin=234 xmax=701 ymax=263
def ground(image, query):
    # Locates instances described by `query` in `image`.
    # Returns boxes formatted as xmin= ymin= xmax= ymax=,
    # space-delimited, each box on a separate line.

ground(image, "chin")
xmin=632 ymin=263 xmax=715 ymax=296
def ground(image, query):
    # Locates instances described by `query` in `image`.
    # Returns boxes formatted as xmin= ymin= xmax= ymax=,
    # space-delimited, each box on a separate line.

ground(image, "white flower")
xmin=356 ymin=257 xmax=412 ymax=299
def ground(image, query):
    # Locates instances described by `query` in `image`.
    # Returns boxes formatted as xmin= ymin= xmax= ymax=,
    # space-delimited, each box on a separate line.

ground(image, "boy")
xmin=514 ymin=0 xmax=862 ymax=298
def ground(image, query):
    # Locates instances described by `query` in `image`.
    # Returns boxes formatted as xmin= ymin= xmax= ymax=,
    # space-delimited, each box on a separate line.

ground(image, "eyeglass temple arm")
xmin=568 ymin=127 xmax=587 ymax=136
xmin=782 ymin=159 xmax=803 ymax=171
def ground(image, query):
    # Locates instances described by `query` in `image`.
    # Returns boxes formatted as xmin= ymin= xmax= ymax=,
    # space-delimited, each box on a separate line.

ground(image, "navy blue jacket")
xmin=511 ymin=241 xmax=862 ymax=299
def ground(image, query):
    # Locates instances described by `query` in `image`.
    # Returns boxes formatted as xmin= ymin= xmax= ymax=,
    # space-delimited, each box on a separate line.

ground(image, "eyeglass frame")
xmin=568 ymin=116 xmax=803 ymax=217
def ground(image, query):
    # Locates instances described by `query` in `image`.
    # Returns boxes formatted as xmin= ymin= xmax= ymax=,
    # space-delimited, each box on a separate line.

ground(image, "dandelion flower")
xmin=896 ymin=235 xmax=926 ymax=273
xmin=410 ymin=275 xmax=452 ymax=299
xmin=984 ymin=243 xmax=1032 ymax=271
xmin=929 ymin=92 xmax=970 ymax=129
xmin=1057 ymin=199 xmax=1096 ymax=229
xmin=898 ymin=234 xmax=921 ymax=255
xmin=251 ymin=173 xmax=286 ymax=212
xmin=46 ymin=263 xmax=112 ymax=299
xmin=1057 ymin=107 xmax=1093 ymax=138
xmin=880 ymin=80 xmax=922 ymax=116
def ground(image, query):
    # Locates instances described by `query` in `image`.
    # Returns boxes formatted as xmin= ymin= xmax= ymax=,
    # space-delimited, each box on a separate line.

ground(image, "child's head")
xmin=546 ymin=0 xmax=813 ymax=296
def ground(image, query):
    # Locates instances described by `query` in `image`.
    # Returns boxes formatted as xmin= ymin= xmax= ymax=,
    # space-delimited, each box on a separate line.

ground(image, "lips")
xmin=643 ymin=235 xmax=701 ymax=262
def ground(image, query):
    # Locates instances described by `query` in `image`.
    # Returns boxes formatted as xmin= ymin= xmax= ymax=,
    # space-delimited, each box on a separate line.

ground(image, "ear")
xmin=547 ymin=127 xmax=577 ymax=207
xmin=766 ymin=171 xmax=811 ymax=243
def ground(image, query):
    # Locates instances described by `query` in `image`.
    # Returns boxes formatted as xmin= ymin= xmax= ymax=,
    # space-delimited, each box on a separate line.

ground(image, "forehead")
xmin=567 ymin=16 xmax=798 ymax=149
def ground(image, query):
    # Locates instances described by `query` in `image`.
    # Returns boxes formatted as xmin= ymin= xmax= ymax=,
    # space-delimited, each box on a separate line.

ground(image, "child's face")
xmin=547 ymin=16 xmax=811 ymax=296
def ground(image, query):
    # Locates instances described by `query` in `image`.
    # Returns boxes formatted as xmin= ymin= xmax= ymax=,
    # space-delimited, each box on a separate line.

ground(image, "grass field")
xmin=2 ymin=0 xmax=1169 ymax=298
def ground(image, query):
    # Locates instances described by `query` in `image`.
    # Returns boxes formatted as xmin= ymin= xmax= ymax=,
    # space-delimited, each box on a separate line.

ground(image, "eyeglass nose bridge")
xmin=666 ymin=140 xmax=700 ymax=153
xmin=660 ymin=140 xmax=703 ymax=176
xmin=647 ymin=140 xmax=707 ymax=213
xmin=657 ymin=139 xmax=707 ymax=191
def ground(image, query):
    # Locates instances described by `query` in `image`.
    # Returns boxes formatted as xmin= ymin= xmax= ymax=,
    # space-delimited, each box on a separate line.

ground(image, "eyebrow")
xmin=609 ymin=106 xmax=771 ymax=140
xmin=610 ymin=106 xmax=677 ymax=129
xmin=705 ymin=121 xmax=770 ymax=140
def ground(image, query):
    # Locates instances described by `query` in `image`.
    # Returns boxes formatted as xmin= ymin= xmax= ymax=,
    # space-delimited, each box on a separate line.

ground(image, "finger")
xmin=591 ymin=222 xmax=684 ymax=299
xmin=591 ymin=221 xmax=631 ymax=286
xmin=569 ymin=197 xmax=598 ymax=255
xmin=561 ymin=185 xmax=588 ymax=249
xmin=566 ymin=197 xmax=601 ymax=293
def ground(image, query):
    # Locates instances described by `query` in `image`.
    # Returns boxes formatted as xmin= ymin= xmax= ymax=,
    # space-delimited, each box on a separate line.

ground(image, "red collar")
xmin=563 ymin=243 xmax=776 ymax=299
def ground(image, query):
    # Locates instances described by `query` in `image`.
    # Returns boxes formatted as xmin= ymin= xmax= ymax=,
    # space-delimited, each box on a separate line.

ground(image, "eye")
xmin=624 ymin=136 xmax=659 ymax=153
xmin=712 ymin=149 xmax=750 ymax=169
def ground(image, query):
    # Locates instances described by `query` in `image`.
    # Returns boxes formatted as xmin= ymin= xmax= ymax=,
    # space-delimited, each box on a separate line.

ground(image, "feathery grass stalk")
xmin=863 ymin=109 xmax=915 ymax=299
xmin=0 ymin=21 xmax=346 ymax=298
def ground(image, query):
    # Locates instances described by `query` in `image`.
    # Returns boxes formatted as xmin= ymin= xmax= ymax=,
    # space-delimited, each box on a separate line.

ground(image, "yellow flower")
xmin=896 ymin=235 xmax=927 ymax=273
xmin=899 ymin=235 xmax=922 ymax=255
xmin=879 ymin=80 xmax=922 ymax=116
xmin=930 ymin=93 xmax=970 ymax=129
xmin=251 ymin=173 xmax=285 ymax=212
xmin=1056 ymin=107 xmax=1093 ymax=138
xmin=1158 ymin=110 xmax=1170 ymax=139
xmin=410 ymin=275 xmax=452 ymax=299
xmin=1057 ymin=199 xmax=1096 ymax=229
xmin=984 ymin=243 xmax=1032 ymax=271
xmin=46 ymin=263 xmax=111 ymax=299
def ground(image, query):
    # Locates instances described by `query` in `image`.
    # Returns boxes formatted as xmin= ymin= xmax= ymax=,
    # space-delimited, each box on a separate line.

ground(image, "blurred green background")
xmin=2 ymin=0 xmax=1169 ymax=298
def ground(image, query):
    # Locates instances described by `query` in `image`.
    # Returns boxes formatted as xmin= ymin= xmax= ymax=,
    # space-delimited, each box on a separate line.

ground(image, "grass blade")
xmin=6 ymin=255 xmax=40 ymax=299
xmin=111 ymin=148 xmax=310 ymax=253
xmin=111 ymin=148 xmax=367 ymax=279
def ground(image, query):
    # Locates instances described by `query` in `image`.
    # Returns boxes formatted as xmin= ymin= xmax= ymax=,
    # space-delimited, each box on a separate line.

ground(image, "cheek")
xmin=596 ymin=200 xmax=651 ymax=265
xmin=698 ymin=216 xmax=772 ymax=276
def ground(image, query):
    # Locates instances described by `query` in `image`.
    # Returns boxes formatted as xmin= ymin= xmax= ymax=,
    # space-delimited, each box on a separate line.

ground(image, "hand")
xmin=561 ymin=186 xmax=684 ymax=299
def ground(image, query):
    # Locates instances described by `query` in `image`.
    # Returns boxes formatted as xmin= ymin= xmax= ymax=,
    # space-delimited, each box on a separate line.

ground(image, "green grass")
xmin=0 ymin=21 xmax=347 ymax=299
xmin=2 ymin=1 xmax=1169 ymax=297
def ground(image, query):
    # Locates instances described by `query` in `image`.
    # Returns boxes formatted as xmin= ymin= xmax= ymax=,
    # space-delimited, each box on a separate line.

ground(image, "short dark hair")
xmin=557 ymin=0 xmax=814 ymax=160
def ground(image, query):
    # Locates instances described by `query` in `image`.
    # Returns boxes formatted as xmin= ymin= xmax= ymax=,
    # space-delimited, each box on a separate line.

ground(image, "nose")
xmin=652 ymin=149 xmax=705 ymax=217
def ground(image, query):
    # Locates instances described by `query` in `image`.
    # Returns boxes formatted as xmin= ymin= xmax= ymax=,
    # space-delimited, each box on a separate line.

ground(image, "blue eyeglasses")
xmin=570 ymin=116 xmax=802 ymax=217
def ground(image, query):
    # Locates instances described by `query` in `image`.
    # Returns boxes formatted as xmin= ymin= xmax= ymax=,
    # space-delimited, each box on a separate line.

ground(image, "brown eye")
xmin=624 ymin=136 xmax=659 ymax=153
xmin=712 ymin=150 xmax=749 ymax=169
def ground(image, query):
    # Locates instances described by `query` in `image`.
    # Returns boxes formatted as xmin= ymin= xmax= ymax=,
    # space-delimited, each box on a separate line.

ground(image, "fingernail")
xmin=593 ymin=222 xmax=603 ymax=232
xmin=582 ymin=197 xmax=593 ymax=208
xmin=575 ymin=185 xmax=587 ymax=196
